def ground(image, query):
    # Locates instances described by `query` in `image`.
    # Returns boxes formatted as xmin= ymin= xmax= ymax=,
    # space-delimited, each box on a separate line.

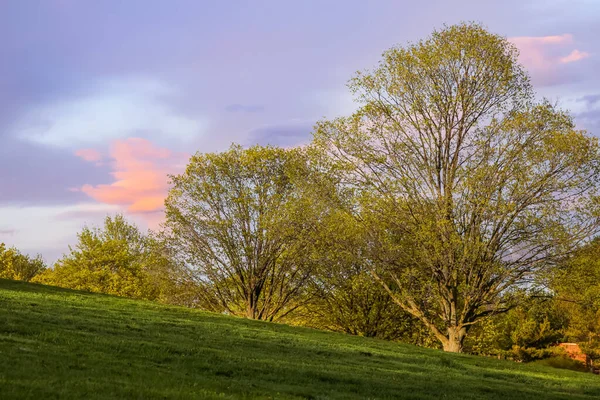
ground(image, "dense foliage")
xmin=32 ymin=215 xmax=183 ymax=302
xmin=0 ymin=243 xmax=46 ymax=282
xmin=550 ymin=239 xmax=600 ymax=363
xmin=164 ymin=145 xmax=325 ymax=321
xmin=313 ymin=22 xmax=600 ymax=352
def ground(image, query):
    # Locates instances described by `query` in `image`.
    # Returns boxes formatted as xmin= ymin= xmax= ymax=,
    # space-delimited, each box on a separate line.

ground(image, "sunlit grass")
xmin=1 ymin=279 xmax=599 ymax=399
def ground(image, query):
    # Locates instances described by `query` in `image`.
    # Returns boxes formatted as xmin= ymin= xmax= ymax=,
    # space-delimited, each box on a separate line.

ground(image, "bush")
xmin=532 ymin=356 xmax=588 ymax=372
xmin=501 ymin=346 xmax=563 ymax=363
xmin=33 ymin=215 xmax=181 ymax=301
xmin=465 ymin=294 xmax=567 ymax=359
xmin=0 ymin=243 xmax=46 ymax=282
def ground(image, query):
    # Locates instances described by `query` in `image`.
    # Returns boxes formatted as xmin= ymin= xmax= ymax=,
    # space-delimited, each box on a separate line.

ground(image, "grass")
xmin=532 ymin=357 xmax=589 ymax=373
xmin=1 ymin=279 xmax=599 ymax=399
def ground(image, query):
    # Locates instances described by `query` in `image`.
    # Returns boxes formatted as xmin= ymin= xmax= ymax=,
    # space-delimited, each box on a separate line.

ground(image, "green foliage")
xmin=297 ymin=208 xmax=435 ymax=344
xmin=0 ymin=243 xmax=46 ymax=282
xmin=2 ymin=279 xmax=600 ymax=399
xmin=466 ymin=296 xmax=567 ymax=361
xmin=550 ymin=238 xmax=600 ymax=362
xmin=305 ymin=266 xmax=423 ymax=341
xmin=165 ymin=144 xmax=324 ymax=321
xmin=312 ymin=22 xmax=600 ymax=352
xmin=33 ymin=215 xmax=179 ymax=301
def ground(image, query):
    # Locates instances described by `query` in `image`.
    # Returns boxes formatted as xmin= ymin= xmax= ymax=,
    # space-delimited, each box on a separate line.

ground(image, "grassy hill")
xmin=0 ymin=279 xmax=599 ymax=399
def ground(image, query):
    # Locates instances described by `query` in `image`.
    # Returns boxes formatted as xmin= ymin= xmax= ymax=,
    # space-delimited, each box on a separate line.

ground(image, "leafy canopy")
xmin=313 ymin=22 xmax=600 ymax=352
xmin=34 ymin=215 xmax=173 ymax=300
xmin=165 ymin=144 xmax=324 ymax=321
xmin=0 ymin=243 xmax=46 ymax=282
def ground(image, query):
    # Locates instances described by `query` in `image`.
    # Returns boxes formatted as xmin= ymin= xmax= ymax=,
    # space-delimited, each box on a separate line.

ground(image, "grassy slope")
xmin=0 ymin=279 xmax=599 ymax=400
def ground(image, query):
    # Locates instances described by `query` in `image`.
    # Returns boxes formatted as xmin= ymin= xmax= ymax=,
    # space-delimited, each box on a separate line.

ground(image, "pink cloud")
xmin=509 ymin=34 xmax=591 ymax=86
xmin=79 ymin=138 xmax=189 ymax=219
xmin=75 ymin=148 xmax=102 ymax=162
xmin=560 ymin=49 xmax=591 ymax=64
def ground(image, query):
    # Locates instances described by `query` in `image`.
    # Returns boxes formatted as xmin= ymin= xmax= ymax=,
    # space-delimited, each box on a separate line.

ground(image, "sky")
xmin=1 ymin=0 xmax=599 ymax=263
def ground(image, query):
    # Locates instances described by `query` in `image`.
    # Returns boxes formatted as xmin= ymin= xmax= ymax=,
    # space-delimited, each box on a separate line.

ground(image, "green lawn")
xmin=0 ymin=279 xmax=599 ymax=399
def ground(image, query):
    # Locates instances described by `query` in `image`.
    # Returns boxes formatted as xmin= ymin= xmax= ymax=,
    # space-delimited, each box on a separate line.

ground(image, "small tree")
xmin=299 ymin=208 xmax=430 ymax=343
xmin=551 ymin=239 xmax=600 ymax=368
xmin=164 ymin=144 xmax=322 ymax=321
xmin=313 ymin=23 xmax=600 ymax=351
xmin=35 ymin=215 xmax=175 ymax=300
xmin=0 ymin=243 xmax=46 ymax=282
xmin=465 ymin=293 xmax=567 ymax=361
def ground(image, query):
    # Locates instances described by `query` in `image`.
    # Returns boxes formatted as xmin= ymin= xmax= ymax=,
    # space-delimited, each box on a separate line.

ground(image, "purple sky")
xmin=1 ymin=0 xmax=599 ymax=263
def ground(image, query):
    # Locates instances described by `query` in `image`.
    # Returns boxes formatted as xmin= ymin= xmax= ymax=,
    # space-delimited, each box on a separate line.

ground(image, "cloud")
xmin=14 ymin=77 xmax=207 ymax=148
xmin=75 ymin=148 xmax=102 ymax=162
xmin=577 ymin=94 xmax=600 ymax=107
xmin=510 ymin=34 xmax=573 ymax=69
xmin=246 ymin=121 xmax=315 ymax=147
xmin=560 ymin=49 xmax=591 ymax=64
xmin=79 ymin=138 xmax=189 ymax=215
xmin=573 ymin=98 xmax=600 ymax=134
xmin=0 ymin=138 xmax=111 ymax=206
xmin=225 ymin=104 xmax=265 ymax=113
xmin=509 ymin=34 xmax=591 ymax=86
xmin=0 ymin=229 xmax=17 ymax=236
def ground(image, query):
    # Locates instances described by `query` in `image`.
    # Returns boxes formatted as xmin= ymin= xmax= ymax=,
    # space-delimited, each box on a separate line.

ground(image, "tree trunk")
xmin=246 ymin=293 xmax=258 ymax=319
xmin=441 ymin=326 xmax=467 ymax=353
xmin=246 ymin=304 xmax=256 ymax=319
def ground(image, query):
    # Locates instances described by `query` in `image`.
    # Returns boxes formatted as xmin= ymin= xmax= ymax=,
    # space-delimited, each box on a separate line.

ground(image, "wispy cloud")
xmin=75 ymin=148 xmax=102 ymax=162
xmin=0 ymin=138 xmax=111 ymax=206
xmin=577 ymin=94 xmax=600 ymax=107
xmin=574 ymin=93 xmax=600 ymax=134
xmin=246 ymin=120 xmax=314 ymax=147
xmin=560 ymin=49 xmax=591 ymax=63
xmin=14 ymin=77 xmax=207 ymax=148
xmin=509 ymin=34 xmax=591 ymax=86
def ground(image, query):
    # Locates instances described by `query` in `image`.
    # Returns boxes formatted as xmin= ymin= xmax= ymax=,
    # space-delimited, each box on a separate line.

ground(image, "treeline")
xmin=3 ymin=214 xmax=599 ymax=363
xmin=2 ymin=23 xmax=600 ymax=367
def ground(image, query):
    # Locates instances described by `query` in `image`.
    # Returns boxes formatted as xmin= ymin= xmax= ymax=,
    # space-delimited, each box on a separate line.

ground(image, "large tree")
xmin=313 ymin=23 xmax=600 ymax=352
xmin=164 ymin=144 xmax=322 ymax=321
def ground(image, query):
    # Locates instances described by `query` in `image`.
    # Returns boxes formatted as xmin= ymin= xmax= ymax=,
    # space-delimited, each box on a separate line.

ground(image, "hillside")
xmin=0 ymin=279 xmax=599 ymax=399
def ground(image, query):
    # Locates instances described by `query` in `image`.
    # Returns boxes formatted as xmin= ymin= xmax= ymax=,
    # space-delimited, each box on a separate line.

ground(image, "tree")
xmin=164 ymin=144 xmax=322 ymax=321
xmin=465 ymin=293 xmax=567 ymax=361
xmin=34 ymin=215 xmax=176 ymax=300
xmin=551 ymin=238 xmax=600 ymax=366
xmin=301 ymin=209 xmax=424 ymax=342
xmin=0 ymin=243 xmax=46 ymax=282
xmin=313 ymin=23 xmax=600 ymax=352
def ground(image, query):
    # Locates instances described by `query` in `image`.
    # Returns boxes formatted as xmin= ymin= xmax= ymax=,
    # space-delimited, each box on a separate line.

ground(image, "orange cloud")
xmin=79 ymin=138 xmax=189 ymax=215
xmin=509 ymin=34 xmax=590 ymax=85
xmin=75 ymin=148 xmax=102 ymax=162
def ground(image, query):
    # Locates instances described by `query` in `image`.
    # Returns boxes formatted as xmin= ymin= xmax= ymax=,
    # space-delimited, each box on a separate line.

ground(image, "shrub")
xmin=532 ymin=356 xmax=588 ymax=372
xmin=0 ymin=243 xmax=46 ymax=282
